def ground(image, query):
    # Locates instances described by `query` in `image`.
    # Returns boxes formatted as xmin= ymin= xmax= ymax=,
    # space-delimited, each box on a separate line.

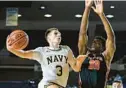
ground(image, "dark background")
xmin=0 ymin=1 xmax=126 ymax=88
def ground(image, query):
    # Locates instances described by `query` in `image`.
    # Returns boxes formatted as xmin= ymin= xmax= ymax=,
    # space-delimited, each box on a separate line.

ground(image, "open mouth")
xmin=57 ymin=37 xmax=61 ymax=40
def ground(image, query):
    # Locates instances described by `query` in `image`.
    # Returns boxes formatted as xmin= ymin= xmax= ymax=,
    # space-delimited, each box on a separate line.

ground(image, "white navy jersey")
xmin=31 ymin=45 xmax=74 ymax=88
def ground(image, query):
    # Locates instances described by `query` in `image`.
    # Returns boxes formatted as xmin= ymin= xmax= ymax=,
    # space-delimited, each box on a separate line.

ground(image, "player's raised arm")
xmin=92 ymin=0 xmax=116 ymax=62
xmin=67 ymin=48 xmax=87 ymax=72
xmin=6 ymin=30 xmax=41 ymax=60
xmin=78 ymin=0 xmax=93 ymax=55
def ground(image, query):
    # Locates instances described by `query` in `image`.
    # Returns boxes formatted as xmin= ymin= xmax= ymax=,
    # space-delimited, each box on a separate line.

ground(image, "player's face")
xmin=112 ymin=82 xmax=122 ymax=88
xmin=48 ymin=30 xmax=61 ymax=45
xmin=91 ymin=39 xmax=103 ymax=52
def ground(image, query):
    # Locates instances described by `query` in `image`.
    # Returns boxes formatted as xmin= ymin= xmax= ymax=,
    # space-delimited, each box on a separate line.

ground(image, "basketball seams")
xmin=9 ymin=30 xmax=26 ymax=38
xmin=7 ymin=30 xmax=29 ymax=50
xmin=9 ymin=35 xmax=27 ymax=46
xmin=9 ymin=31 xmax=26 ymax=44
xmin=17 ymin=36 xmax=28 ymax=50
xmin=9 ymin=30 xmax=27 ymax=40
xmin=10 ymin=32 xmax=26 ymax=39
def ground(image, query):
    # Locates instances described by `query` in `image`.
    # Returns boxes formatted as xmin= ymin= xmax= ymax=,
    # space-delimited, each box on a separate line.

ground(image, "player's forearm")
xmin=76 ymin=59 xmax=84 ymax=72
xmin=99 ymin=13 xmax=115 ymax=41
xmin=7 ymin=48 xmax=25 ymax=58
xmin=72 ymin=55 xmax=86 ymax=72
xmin=72 ymin=62 xmax=81 ymax=72
xmin=78 ymin=7 xmax=90 ymax=54
xmin=80 ymin=7 xmax=91 ymax=35
xmin=69 ymin=59 xmax=82 ymax=72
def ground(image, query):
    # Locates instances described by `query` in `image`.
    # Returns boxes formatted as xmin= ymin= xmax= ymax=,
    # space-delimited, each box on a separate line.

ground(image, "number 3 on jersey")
xmin=56 ymin=65 xmax=62 ymax=76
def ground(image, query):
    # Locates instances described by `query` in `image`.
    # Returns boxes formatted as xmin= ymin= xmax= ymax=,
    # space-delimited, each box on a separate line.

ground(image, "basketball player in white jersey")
xmin=6 ymin=28 xmax=83 ymax=88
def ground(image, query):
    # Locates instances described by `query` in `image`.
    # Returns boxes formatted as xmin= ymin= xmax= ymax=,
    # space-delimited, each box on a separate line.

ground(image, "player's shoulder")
xmin=34 ymin=46 xmax=46 ymax=51
xmin=35 ymin=46 xmax=43 ymax=49
xmin=60 ymin=45 xmax=71 ymax=50
xmin=41 ymin=46 xmax=50 ymax=51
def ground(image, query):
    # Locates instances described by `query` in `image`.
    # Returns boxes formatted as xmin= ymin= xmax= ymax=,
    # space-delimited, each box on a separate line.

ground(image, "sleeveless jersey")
xmin=80 ymin=53 xmax=107 ymax=88
xmin=32 ymin=45 xmax=73 ymax=88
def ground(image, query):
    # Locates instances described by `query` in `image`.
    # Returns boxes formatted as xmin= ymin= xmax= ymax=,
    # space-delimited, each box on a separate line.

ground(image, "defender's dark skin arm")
xmin=78 ymin=0 xmax=93 ymax=55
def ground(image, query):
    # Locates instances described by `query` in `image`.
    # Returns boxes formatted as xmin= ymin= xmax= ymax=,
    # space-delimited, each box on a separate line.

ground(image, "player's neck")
xmin=49 ymin=43 xmax=60 ymax=50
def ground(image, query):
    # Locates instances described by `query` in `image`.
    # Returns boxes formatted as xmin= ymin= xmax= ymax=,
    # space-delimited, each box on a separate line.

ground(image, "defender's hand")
xmin=85 ymin=0 xmax=93 ymax=8
xmin=92 ymin=0 xmax=104 ymax=15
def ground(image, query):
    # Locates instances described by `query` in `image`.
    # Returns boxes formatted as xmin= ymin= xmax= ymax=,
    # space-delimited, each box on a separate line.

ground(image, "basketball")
xmin=7 ymin=30 xmax=29 ymax=50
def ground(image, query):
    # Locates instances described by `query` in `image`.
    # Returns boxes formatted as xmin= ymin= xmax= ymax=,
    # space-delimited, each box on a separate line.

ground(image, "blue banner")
xmin=6 ymin=8 xmax=18 ymax=26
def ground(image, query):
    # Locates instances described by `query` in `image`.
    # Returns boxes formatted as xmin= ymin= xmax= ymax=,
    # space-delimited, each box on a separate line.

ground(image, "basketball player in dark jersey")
xmin=77 ymin=0 xmax=116 ymax=88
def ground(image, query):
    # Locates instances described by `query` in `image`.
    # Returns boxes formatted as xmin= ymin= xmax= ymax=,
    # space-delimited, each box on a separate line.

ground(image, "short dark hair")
xmin=45 ymin=28 xmax=58 ymax=39
xmin=94 ymin=36 xmax=106 ymax=50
